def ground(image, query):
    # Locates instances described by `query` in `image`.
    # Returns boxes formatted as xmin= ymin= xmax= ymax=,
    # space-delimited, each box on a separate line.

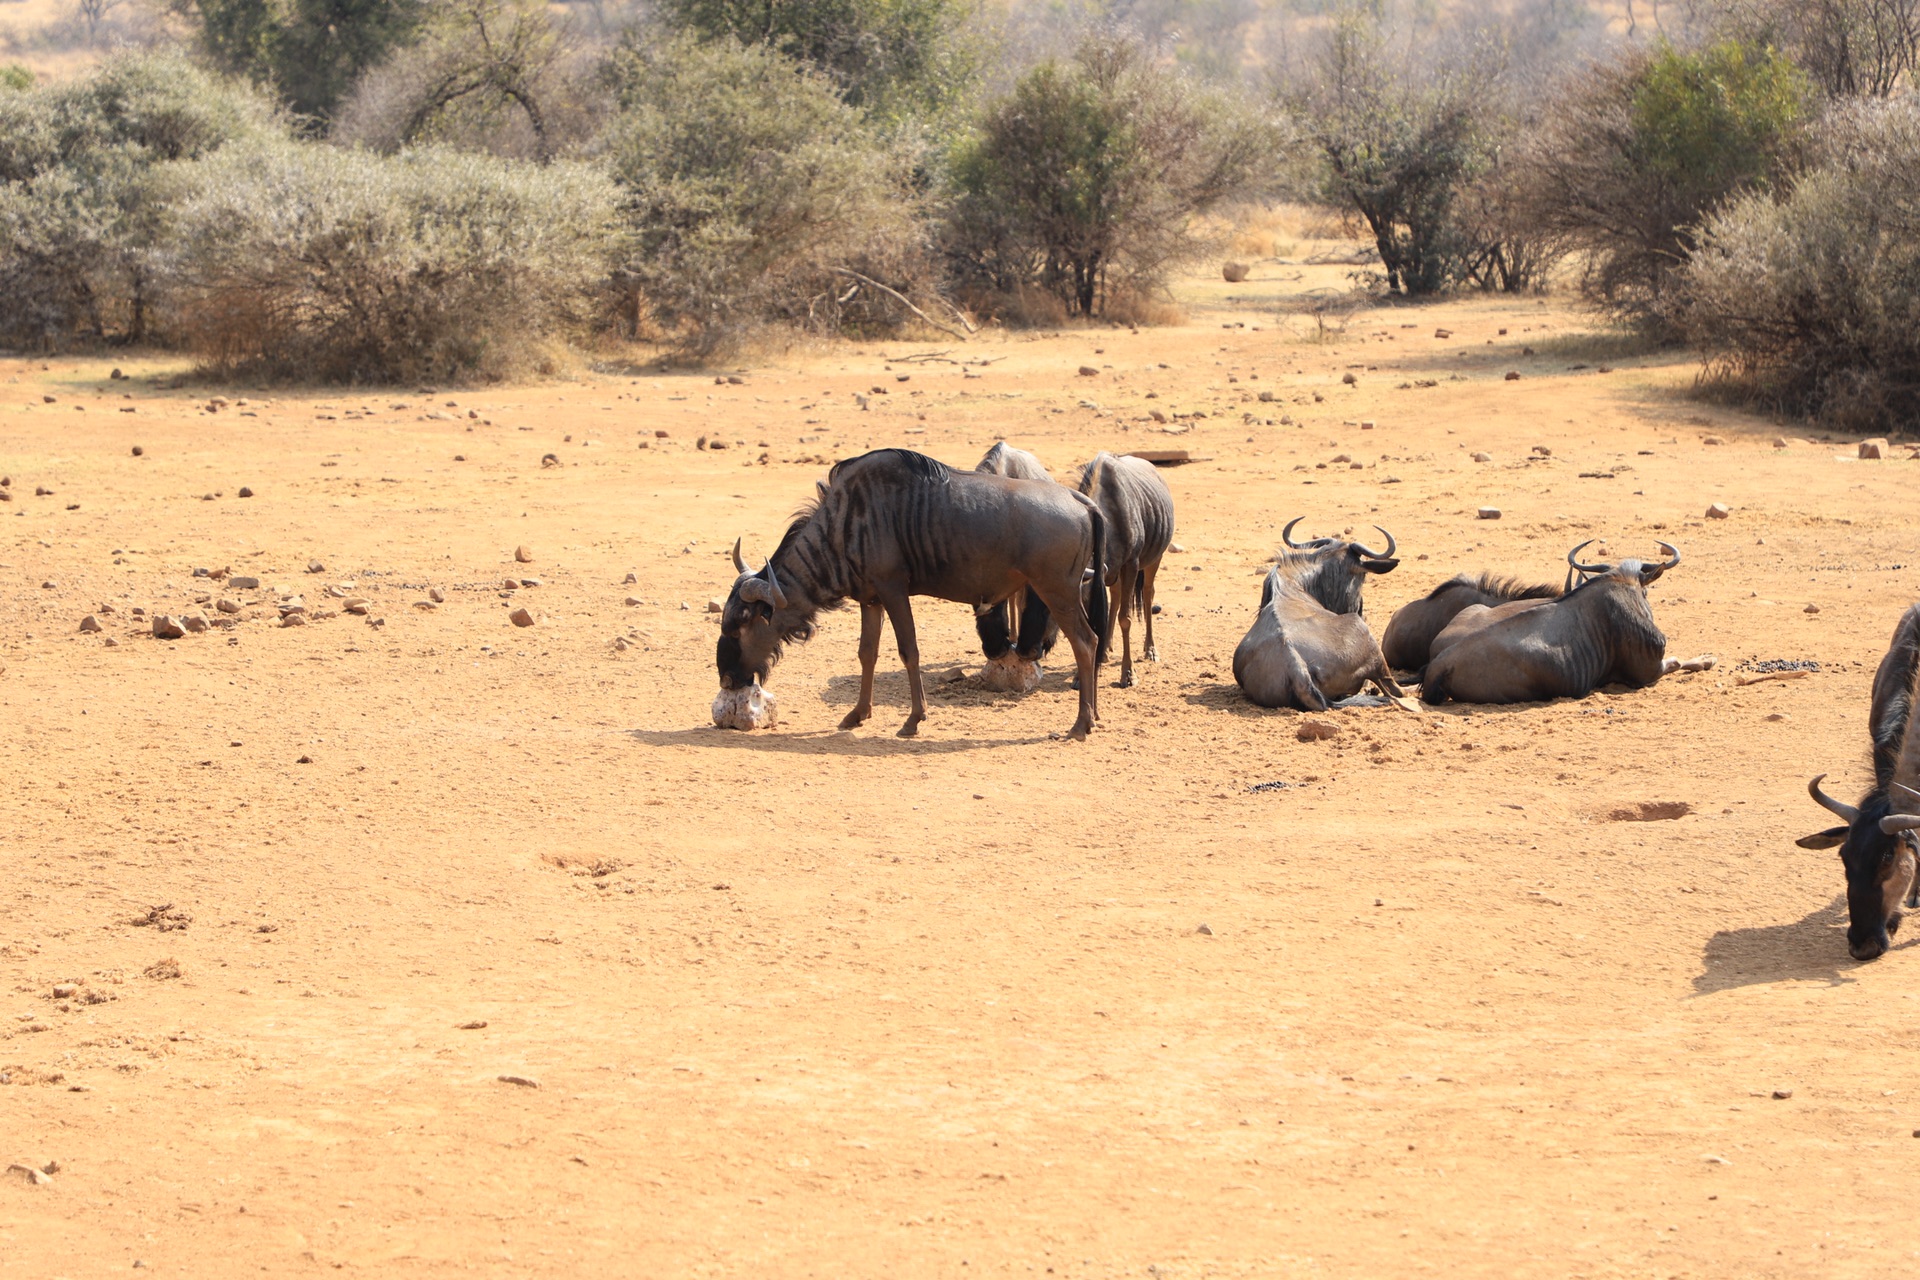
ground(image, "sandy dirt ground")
xmin=4 ymin=254 xmax=1919 ymax=1279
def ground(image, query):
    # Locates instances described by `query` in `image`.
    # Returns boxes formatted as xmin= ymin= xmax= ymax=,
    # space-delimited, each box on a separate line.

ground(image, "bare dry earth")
xmin=3 ymin=263 xmax=1919 ymax=1278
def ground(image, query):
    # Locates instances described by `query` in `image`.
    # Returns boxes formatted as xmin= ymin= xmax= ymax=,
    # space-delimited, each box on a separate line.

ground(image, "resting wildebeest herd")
xmin=712 ymin=441 xmax=1914 ymax=962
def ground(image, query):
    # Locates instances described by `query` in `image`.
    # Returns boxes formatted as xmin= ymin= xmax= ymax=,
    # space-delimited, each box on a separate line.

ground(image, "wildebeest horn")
xmin=732 ymin=537 xmax=749 ymax=574
xmin=1653 ymin=540 xmax=1681 ymax=572
xmin=1880 ymin=813 xmax=1920 ymax=834
xmin=737 ymin=576 xmax=773 ymax=605
xmin=1567 ymin=540 xmax=1609 ymax=574
xmin=764 ymin=559 xmax=789 ymax=609
xmin=1808 ymin=774 xmax=1860 ymax=824
xmin=1281 ymin=516 xmax=1309 ymax=549
xmin=1354 ymin=525 xmax=1396 ymax=559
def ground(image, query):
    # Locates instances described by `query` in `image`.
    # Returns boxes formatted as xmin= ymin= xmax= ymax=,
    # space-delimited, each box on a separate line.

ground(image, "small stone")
xmin=1773 ymin=437 xmax=1790 ymax=449
xmin=78 ymin=614 xmax=101 ymax=633
xmin=297 ymin=754 xmax=312 ymax=764
xmin=1257 ymin=390 xmax=1275 ymax=403
xmin=624 ymin=595 xmax=641 ymax=606
xmin=1195 ymin=923 xmax=1213 ymax=935
xmin=179 ymin=611 xmax=210 ymax=633
xmin=1297 ymin=719 xmax=1340 ymax=742
xmin=708 ymin=439 xmax=729 ymax=450
xmin=1078 ymin=366 xmax=1099 ymax=377
xmin=1772 ymin=1088 xmax=1793 ymax=1099
xmin=458 ymin=1020 xmax=488 ymax=1030
xmin=1706 ymin=502 xmax=1731 ymax=519
xmin=306 ymin=560 xmax=324 ymax=574
xmin=508 ymin=606 xmax=535 ymax=627
xmin=707 ymin=598 xmax=723 ymax=613
xmin=1504 ymin=371 xmax=1521 ymax=381
xmin=515 ymin=545 xmax=533 ymax=563
xmin=151 ymin=615 xmax=185 ymax=639
xmin=502 ymin=577 xmax=520 ymax=590
xmin=53 ymin=983 xmax=77 ymax=998
xmin=280 ymin=612 xmax=307 ymax=627
xmin=103 ymin=636 xmax=118 ymax=647
xmin=237 ymin=486 xmax=253 ymax=497
xmin=498 ymin=1074 xmax=540 ymax=1088
xmin=1531 ymin=445 xmax=1551 ymax=456
xmin=623 ymin=571 xmax=638 ymax=584
xmin=1472 ymin=451 xmax=1492 ymax=462
xmin=1860 ymin=438 xmax=1890 ymax=459
xmin=1341 ymin=372 xmax=1357 ymax=385
xmin=42 ymin=394 xmax=55 ymax=403
xmin=1805 ymin=604 xmax=1820 ymax=614
xmin=1477 ymin=506 xmax=1502 ymax=520
xmin=194 ymin=567 xmax=211 ymax=578
xmin=1434 ymin=328 xmax=1452 ymax=339
xmin=343 ymin=599 xmax=370 ymax=615
xmin=541 ymin=453 xmax=560 ymax=468
xmin=228 ymin=576 xmax=260 ymax=590
xmin=36 ymin=486 xmax=51 ymax=496
xmin=131 ymin=445 xmax=143 ymax=456
xmin=428 ymin=587 xmax=445 ymax=603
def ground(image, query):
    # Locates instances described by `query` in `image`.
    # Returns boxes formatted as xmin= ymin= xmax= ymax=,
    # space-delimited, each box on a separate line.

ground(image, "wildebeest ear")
xmin=1359 ymin=557 xmax=1399 ymax=574
xmin=1796 ymin=826 xmax=1848 ymax=850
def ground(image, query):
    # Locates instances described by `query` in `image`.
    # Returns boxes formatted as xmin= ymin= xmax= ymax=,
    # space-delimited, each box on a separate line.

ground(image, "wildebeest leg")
xmin=1014 ymin=589 xmax=1052 ymax=661
xmin=1029 ymin=582 xmax=1098 ymax=739
xmin=1112 ymin=561 xmax=1135 ymax=688
xmin=838 ymin=602 xmax=884 ymax=731
xmin=1138 ymin=557 xmax=1162 ymax=661
xmin=880 ymin=593 xmax=926 ymax=737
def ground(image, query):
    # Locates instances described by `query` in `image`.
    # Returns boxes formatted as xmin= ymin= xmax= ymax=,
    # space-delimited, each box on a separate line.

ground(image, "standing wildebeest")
xmin=972 ymin=442 xmax=1058 ymax=688
xmin=1418 ymin=542 xmax=1681 ymax=705
xmin=1075 ymin=452 xmax=1175 ymax=688
xmin=1232 ymin=520 xmax=1409 ymax=710
xmin=1798 ymin=604 xmax=1920 ymax=962
xmin=717 ymin=449 xmax=1109 ymax=739
xmin=1383 ymin=569 xmax=1566 ymax=672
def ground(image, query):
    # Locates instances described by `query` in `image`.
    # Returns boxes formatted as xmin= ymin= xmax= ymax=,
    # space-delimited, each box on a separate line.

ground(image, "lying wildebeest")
xmin=1075 ymin=452 xmax=1175 ymax=688
xmin=972 ymin=442 xmax=1058 ymax=689
xmin=1798 ymin=604 xmax=1920 ymax=962
xmin=1232 ymin=520 xmax=1410 ymax=710
xmin=1383 ymin=570 xmax=1564 ymax=672
xmin=1418 ymin=542 xmax=1681 ymax=705
xmin=1423 ymin=543 xmax=1609 ymax=664
xmin=718 ymin=448 xmax=1109 ymax=739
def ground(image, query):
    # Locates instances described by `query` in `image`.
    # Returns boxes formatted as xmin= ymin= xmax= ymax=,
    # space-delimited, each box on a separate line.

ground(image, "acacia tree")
xmin=1718 ymin=0 xmax=1920 ymax=98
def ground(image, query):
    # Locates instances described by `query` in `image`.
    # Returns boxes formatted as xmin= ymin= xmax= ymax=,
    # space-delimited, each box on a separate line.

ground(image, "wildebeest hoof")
xmin=897 ymin=720 xmax=921 ymax=738
xmin=1114 ymin=674 xmax=1134 ymax=689
xmin=977 ymin=653 xmax=1041 ymax=693
xmin=837 ymin=709 xmax=868 ymax=731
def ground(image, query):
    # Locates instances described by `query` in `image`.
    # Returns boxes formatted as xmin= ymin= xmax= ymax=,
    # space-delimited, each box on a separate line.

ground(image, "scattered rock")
xmin=707 ymin=598 xmax=723 ymax=613
xmin=1221 ymin=262 xmax=1249 ymax=282
xmin=623 ymin=571 xmax=638 ymax=584
xmin=1434 ymin=328 xmax=1452 ymax=339
xmin=1257 ymin=390 xmax=1275 ymax=403
xmin=502 ymin=578 xmax=520 ymax=590
xmin=457 ymin=1020 xmax=488 ymax=1030
xmin=541 ymin=453 xmax=560 ymax=468
xmin=497 ymin=1074 xmax=541 ymax=1088
xmin=1341 ymin=372 xmax=1357 ymax=385
xmin=514 ymin=545 xmax=533 ymax=563
xmin=1477 ymin=506 xmax=1502 ymax=520
xmin=624 ymin=595 xmax=641 ymax=606
xmin=1702 ymin=435 xmax=1726 ymax=446
xmin=1297 ymin=719 xmax=1341 ymax=742
xmin=508 ymin=606 xmax=535 ymax=627
xmin=78 ymin=614 xmax=101 ymax=633
xmin=1504 ymin=371 xmax=1521 ymax=381
xmin=229 ymin=575 xmax=260 ymax=590
xmin=1772 ymin=1088 xmax=1793 ymax=1100
xmin=306 ymin=560 xmax=324 ymax=574
xmin=1705 ymin=502 xmax=1730 ymax=519
xmin=280 ymin=612 xmax=307 ymax=627
xmin=1078 ymin=366 xmax=1099 ymax=377
xmin=179 ymin=611 xmax=210 ymax=633
xmin=237 ymin=486 xmax=253 ymax=497
xmin=1805 ymin=603 xmax=1821 ymax=614
xmin=428 ymin=587 xmax=445 ymax=603
xmin=1195 ymin=923 xmax=1214 ymax=935
xmin=1531 ymin=445 xmax=1551 ymax=456
xmin=151 ymin=615 xmax=185 ymax=639
xmin=712 ymin=683 xmax=778 ymax=730
xmin=1860 ymin=437 xmax=1890 ymax=459
xmin=1471 ymin=451 xmax=1492 ymax=462
xmin=342 ymin=598 xmax=370 ymax=615
xmin=131 ymin=445 xmax=143 ymax=456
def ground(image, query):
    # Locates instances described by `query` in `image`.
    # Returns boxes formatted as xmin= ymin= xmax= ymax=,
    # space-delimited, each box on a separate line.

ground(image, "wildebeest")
xmin=1422 ymin=543 xmax=1608 ymax=664
xmin=717 ymin=449 xmax=1109 ymax=739
xmin=1418 ymin=542 xmax=1680 ymax=705
xmin=972 ymin=442 xmax=1058 ymax=688
xmin=1075 ymin=452 xmax=1175 ymax=687
xmin=1382 ymin=571 xmax=1563 ymax=672
xmin=1798 ymin=604 xmax=1920 ymax=961
xmin=1232 ymin=520 xmax=1410 ymax=710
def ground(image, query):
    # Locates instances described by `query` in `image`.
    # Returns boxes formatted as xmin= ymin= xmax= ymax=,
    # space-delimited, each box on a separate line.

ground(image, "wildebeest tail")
xmin=1089 ymin=504 xmax=1111 ymax=664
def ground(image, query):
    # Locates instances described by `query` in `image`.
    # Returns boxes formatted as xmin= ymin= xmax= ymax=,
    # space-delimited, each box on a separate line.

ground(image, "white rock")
xmin=712 ymin=683 xmax=778 ymax=730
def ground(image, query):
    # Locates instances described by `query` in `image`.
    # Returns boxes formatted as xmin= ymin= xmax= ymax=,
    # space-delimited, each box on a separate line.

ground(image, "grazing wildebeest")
xmin=1231 ymin=520 xmax=1409 ymax=710
xmin=1382 ymin=571 xmax=1564 ymax=672
xmin=1422 ymin=543 xmax=1608 ymax=664
xmin=1798 ymin=604 xmax=1920 ymax=962
xmin=717 ymin=449 xmax=1109 ymax=739
xmin=972 ymin=442 xmax=1058 ymax=687
xmin=1075 ymin=452 xmax=1175 ymax=687
xmin=1418 ymin=542 xmax=1681 ymax=705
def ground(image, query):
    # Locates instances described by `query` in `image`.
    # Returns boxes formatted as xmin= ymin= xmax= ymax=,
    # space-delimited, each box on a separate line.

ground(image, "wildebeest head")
xmin=1270 ymin=517 xmax=1399 ymax=614
xmin=1564 ymin=539 xmax=1680 ymax=593
xmin=717 ymin=537 xmax=796 ymax=690
xmin=1801 ymin=775 xmax=1920 ymax=961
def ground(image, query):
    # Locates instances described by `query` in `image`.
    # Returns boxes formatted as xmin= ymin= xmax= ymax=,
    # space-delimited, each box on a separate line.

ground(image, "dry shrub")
xmin=1682 ymin=95 xmax=1920 ymax=433
xmin=1102 ymin=286 xmax=1185 ymax=327
xmin=166 ymin=143 xmax=616 ymax=383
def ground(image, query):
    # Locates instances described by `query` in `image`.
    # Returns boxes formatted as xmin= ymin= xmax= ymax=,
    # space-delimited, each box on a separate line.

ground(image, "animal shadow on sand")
xmin=627 ymin=726 xmax=1046 ymax=756
xmin=1691 ymin=896 xmax=1915 ymax=994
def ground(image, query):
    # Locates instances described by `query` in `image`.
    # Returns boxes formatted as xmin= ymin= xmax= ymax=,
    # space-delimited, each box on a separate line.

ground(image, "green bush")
xmin=945 ymin=30 xmax=1283 ymax=318
xmin=189 ymin=0 xmax=427 ymax=123
xmin=600 ymin=36 xmax=929 ymax=353
xmin=0 ymin=52 xmax=280 ymax=348
xmin=165 ymin=144 xmax=617 ymax=383
xmin=1682 ymin=95 xmax=1920 ymax=431
xmin=1519 ymin=40 xmax=1808 ymax=324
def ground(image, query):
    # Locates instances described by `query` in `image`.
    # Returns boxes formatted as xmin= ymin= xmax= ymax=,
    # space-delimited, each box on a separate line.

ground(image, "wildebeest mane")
xmin=1871 ymin=620 xmax=1920 ymax=791
xmin=828 ymin=447 xmax=953 ymax=486
xmin=1271 ymin=546 xmax=1367 ymax=615
xmin=1426 ymin=572 xmax=1560 ymax=603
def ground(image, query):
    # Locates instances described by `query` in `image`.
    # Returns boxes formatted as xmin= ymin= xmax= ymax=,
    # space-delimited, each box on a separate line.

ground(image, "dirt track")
xmin=5 ymin=259 xmax=1919 ymax=1277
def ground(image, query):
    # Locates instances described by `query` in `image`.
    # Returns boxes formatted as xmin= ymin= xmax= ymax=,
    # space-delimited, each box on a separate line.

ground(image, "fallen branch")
xmin=830 ymin=268 xmax=970 ymax=340
xmin=1735 ymin=668 xmax=1810 ymax=686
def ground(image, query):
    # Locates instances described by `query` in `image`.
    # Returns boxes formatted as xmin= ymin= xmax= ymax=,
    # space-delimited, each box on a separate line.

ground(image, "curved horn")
xmin=1281 ymin=517 xmax=1310 ymax=549
xmin=1354 ymin=525 xmax=1396 ymax=559
xmin=732 ymin=537 xmax=750 ymax=575
xmin=737 ymin=576 xmax=772 ymax=605
xmin=1808 ymin=773 xmax=1861 ymax=824
xmin=1567 ymin=539 xmax=1609 ymax=574
xmin=1653 ymin=540 xmax=1681 ymax=572
xmin=1880 ymin=813 xmax=1920 ymax=835
xmin=764 ymin=559 xmax=789 ymax=610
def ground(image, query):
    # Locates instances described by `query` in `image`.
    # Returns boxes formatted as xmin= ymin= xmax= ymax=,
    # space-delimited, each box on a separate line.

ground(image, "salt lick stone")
xmin=712 ymin=683 xmax=778 ymax=730
xmin=976 ymin=653 xmax=1042 ymax=693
